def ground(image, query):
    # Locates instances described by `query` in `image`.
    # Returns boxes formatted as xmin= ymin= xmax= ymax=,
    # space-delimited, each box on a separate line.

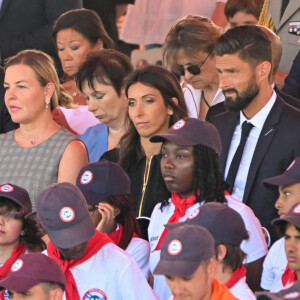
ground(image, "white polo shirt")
xmin=45 ymin=243 xmax=157 ymax=300
xmin=126 ymin=237 xmax=151 ymax=280
xmin=148 ymin=196 xmax=268 ymax=300
xmin=261 ymin=237 xmax=287 ymax=292
xmin=230 ymin=276 xmax=256 ymax=300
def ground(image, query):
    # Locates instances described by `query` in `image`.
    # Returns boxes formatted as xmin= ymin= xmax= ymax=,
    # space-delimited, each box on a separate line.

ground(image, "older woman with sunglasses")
xmin=163 ymin=15 xmax=224 ymax=120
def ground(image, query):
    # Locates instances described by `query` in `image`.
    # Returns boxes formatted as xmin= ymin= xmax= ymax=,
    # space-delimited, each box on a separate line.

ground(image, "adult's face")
xmin=57 ymin=241 xmax=88 ymax=261
xmin=128 ymin=83 xmax=173 ymax=139
xmin=216 ymin=53 xmax=259 ymax=112
xmin=4 ymin=64 xmax=52 ymax=124
xmin=176 ymin=49 xmax=218 ymax=90
xmin=82 ymin=80 xmax=127 ymax=128
xmin=165 ymin=260 xmax=215 ymax=300
xmin=285 ymin=223 xmax=300 ymax=274
xmin=56 ymin=28 xmax=99 ymax=77
xmin=160 ymin=141 xmax=194 ymax=199
xmin=228 ymin=12 xmax=259 ymax=28
xmin=276 ymin=183 xmax=300 ymax=216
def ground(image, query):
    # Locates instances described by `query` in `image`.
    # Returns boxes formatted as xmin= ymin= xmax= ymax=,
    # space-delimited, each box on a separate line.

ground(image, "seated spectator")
xmin=76 ymin=161 xmax=151 ymax=279
xmin=36 ymin=182 xmax=157 ymax=299
xmin=163 ymin=15 xmax=224 ymax=119
xmin=0 ymin=184 xmax=46 ymax=299
xmin=52 ymin=9 xmax=115 ymax=135
xmin=106 ymin=65 xmax=188 ymax=219
xmin=0 ymin=50 xmax=88 ymax=209
xmin=225 ymin=0 xmax=264 ymax=27
xmin=0 ymin=67 xmax=18 ymax=133
xmin=261 ymin=158 xmax=300 ymax=291
xmin=148 ymin=117 xmax=267 ymax=298
xmin=282 ymin=50 xmax=300 ymax=100
xmin=153 ymin=223 xmax=237 ymax=299
xmin=76 ymin=49 xmax=133 ymax=162
xmin=184 ymin=202 xmax=255 ymax=299
xmin=272 ymin=203 xmax=300 ymax=291
xmin=0 ymin=253 xmax=66 ymax=300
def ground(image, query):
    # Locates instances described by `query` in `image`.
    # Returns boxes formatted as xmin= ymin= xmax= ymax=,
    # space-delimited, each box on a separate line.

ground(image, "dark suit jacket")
xmin=210 ymin=96 xmax=300 ymax=227
xmin=282 ymin=50 xmax=300 ymax=100
xmin=0 ymin=67 xmax=18 ymax=133
xmin=206 ymin=86 xmax=300 ymax=122
xmin=0 ymin=0 xmax=82 ymax=63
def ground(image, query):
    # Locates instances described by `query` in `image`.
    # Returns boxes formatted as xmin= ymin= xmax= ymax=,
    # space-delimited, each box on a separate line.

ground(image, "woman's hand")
xmin=96 ymin=203 xmax=117 ymax=234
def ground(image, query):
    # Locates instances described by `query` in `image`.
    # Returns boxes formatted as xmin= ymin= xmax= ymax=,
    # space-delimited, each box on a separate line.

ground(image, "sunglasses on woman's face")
xmin=178 ymin=51 xmax=212 ymax=76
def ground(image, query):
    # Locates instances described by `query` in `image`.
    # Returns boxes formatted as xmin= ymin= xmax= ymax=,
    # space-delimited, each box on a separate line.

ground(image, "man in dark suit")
xmin=0 ymin=0 xmax=82 ymax=64
xmin=210 ymin=25 xmax=300 ymax=239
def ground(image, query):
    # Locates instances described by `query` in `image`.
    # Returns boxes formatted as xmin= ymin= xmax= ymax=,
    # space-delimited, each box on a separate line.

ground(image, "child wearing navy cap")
xmin=0 ymin=184 xmax=46 ymax=299
xmin=148 ymin=117 xmax=267 ymax=299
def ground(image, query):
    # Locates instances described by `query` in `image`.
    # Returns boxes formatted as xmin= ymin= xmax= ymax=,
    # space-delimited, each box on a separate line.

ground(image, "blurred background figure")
xmin=0 ymin=49 xmax=88 ymax=208
xmin=225 ymin=0 xmax=264 ymax=27
xmin=258 ymin=0 xmax=300 ymax=75
xmin=52 ymin=8 xmax=114 ymax=135
xmin=0 ymin=0 xmax=82 ymax=66
xmin=76 ymin=49 xmax=132 ymax=162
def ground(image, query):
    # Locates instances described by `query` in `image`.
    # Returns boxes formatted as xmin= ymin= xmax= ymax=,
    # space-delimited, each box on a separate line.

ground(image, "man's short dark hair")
xmin=215 ymin=25 xmax=272 ymax=70
xmin=40 ymin=281 xmax=65 ymax=293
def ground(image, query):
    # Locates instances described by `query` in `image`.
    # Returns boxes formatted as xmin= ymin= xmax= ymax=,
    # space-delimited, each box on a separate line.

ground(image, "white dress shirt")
xmin=224 ymin=90 xmax=277 ymax=201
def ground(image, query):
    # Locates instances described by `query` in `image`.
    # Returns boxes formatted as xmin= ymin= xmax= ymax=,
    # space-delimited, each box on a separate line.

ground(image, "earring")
xmin=20 ymin=230 xmax=25 ymax=237
xmin=45 ymin=98 xmax=51 ymax=109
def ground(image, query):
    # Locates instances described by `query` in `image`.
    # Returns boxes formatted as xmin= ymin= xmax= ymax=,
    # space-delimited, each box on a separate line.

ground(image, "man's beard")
xmin=223 ymin=77 xmax=259 ymax=113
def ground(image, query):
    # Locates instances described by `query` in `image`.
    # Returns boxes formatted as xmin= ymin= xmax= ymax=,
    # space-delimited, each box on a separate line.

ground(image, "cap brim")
xmin=80 ymin=189 xmax=106 ymax=206
xmin=255 ymin=292 xmax=280 ymax=300
xmin=150 ymin=134 xmax=197 ymax=146
xmin=0 ymin=276 xmax=40 ymax=292
xmin=263 ymin=174 xmax=300 ymax=189
xmin=46 ymin=217 xmax=95 ymax=249
xmin=154 ymin=259 xmax=200 ymax=277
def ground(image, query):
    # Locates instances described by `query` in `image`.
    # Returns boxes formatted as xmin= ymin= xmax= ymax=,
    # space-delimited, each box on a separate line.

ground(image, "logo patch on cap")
xmin=287 ymin=160 xmax=296 ymax=171
xmin=60 ymin=207 xmax=75 ymax=222
xmin=168 ymin=239 xmax=182 ymax=256
xmin=80 ymin=171 xmax=93 ymax=185
xmin=172 ymin=120 xmax=186 ymax=130
xmin=284 ymin=292 xmax=300 ymax=299
xmin=293 ymin=204 xmax=300 ymax=214
xmin=11 ymin=259 xmax=23 ymax=272
xmin=0 ymin=184 xmax=14 ymax=193
xmin=188 ymin=208 xmax=200 ymax=220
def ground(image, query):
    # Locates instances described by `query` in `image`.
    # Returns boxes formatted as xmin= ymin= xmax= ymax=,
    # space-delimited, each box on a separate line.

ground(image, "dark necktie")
xmin=226 ymin=121 xmax=254 ymax=194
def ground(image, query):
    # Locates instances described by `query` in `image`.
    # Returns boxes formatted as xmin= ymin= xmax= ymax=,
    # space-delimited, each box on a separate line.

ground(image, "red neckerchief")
xmin=225 ymin=265 xmax=247 ymax=289
xmin=154 ymin=193 xmax=196 ymax=251
xmin=108 ymin=224 xmax=139 ymax=246
xmin=282 ymin=264 xmax=298 ymax=287
xmin=47 ymin=230 xmax=111 ymax=300
xmin=0 ymin=243 xmax=27 ymax=300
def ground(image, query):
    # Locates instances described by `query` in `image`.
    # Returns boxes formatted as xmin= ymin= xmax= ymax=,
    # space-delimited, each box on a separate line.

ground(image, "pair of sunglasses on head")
xmin=177 ymin=51 xmax=212 ymax=76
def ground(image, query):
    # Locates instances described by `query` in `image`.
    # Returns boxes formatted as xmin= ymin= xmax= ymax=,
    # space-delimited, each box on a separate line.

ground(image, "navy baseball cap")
xmin=182 ymin=202 xmax=249 ymax=246
xmin=36 ymin=182 xmax=95 ymax=249
xmin=154 ymin=223 xmax=215 ymax=277
xmin=272 ymin=203 xmax=300 ymax=234
xmin=256 ymin=280 xmax=300 ymax=299
xmin=0 ymin=183 xmax=32 ymax=212
xmin=76 ymin=161 xmax=131 ymax=206
xmin=150 ymin=117 xmax=222 ymax=156
xmin=0 ymin=253 xmax=66 ymax=292
xmin=263 ymin=158 xmax=300 ymax=189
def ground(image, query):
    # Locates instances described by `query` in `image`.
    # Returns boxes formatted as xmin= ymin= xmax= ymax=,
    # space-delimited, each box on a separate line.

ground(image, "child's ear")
xmin=167 ymin=97 xmax=178 ymax=116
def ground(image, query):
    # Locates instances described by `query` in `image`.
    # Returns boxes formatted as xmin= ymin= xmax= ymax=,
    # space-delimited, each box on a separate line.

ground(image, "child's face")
xmin=228 ymin=11 xmax=258 ymax=28
xmin=160 ymin=141 xmax=194 ymax=198
xmin=0 ymin=208 xmax=23 ymax=247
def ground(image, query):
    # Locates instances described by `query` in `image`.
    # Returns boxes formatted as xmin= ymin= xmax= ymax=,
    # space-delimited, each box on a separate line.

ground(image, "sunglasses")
xmin=178 ymin=51 xmax=212 ymax=76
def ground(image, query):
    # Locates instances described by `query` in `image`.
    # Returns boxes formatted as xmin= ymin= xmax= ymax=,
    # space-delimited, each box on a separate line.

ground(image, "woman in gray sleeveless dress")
xmin=0 ymin=49 xmax=88 ymax=209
